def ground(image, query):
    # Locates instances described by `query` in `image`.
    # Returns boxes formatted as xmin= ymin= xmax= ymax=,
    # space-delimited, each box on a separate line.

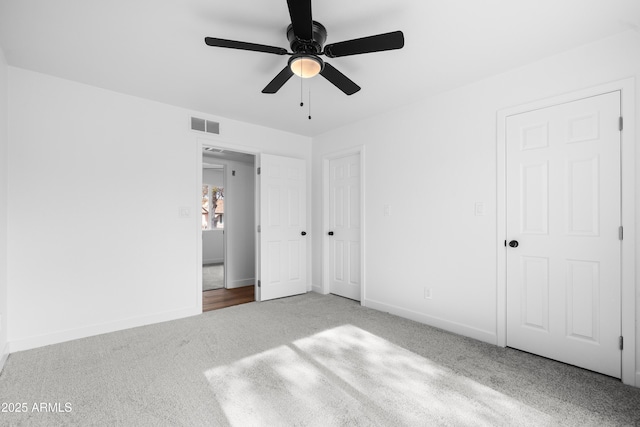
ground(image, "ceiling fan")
xmin=204 ymin=0 xmax=404 ymax=96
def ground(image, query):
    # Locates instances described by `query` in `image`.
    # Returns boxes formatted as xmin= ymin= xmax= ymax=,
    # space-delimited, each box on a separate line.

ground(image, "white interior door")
xmin=259 ymin=154 xmax=307 ymax=301
xmin=506 ymin=91 xmax=621 ymax=378
xmin=328 ymin=153 xmax=361 ymax=301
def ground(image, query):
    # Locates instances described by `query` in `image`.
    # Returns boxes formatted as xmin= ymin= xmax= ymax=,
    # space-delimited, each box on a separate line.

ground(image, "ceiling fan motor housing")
xmin=287 ymin=20 xmax=327 ymax=54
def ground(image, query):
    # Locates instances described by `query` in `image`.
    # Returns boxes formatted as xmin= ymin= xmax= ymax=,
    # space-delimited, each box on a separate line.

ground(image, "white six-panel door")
xmin=259 ymin=154 xmax=307 ymax=301
xmin=328 ymin=153 xmax=361 ymax=301
xmin=505 ymin=91 xmax=621 ymax=378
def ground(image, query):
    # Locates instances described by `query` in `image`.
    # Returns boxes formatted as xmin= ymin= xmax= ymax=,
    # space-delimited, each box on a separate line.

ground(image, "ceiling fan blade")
xmin=262 ymin=66 xmax=294 ymax=94
xmin=286 ymin=0 xmax=313 ymax=40
xmin=205 ymin=37 xmax=288 ymax=55
xmin=319 ymin=63 xmax=360 ymax=95
xmin=324 ymin=31 xmax=404 ymax=58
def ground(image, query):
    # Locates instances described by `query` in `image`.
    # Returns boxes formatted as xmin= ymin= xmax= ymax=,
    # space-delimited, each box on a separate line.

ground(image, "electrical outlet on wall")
xmin=424 ymin=287 xmax=432 ymax=299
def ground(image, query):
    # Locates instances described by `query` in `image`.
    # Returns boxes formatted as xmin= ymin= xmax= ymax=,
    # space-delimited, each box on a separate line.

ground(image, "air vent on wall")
xmin=191 ymin=117 xmax=220 ymax=134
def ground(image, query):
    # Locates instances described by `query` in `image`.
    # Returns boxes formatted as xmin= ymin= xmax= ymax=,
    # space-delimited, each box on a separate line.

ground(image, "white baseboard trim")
xmin=203 ymin=258 xmax=223 ymax=265
xmin=364 ymin=298 xmax=497 ymax=345
xmin=227 ymin=278 xmax=254 ymax=289
xmin=635 ymin=371 xmax=640 ymax=388
xmin=311 ymin=284 xmax=323 ymax=294
xmin=0 ymin=343 xmax=8 ymax=372
xmin=8 ymin=305 xmax=201 ymax=353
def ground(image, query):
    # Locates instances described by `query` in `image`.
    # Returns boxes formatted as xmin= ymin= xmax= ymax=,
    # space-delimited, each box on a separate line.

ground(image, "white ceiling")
xmin=203 ymin=147 xmax=255 ymax=164
xmin=1 ymin=0 xmax=639 ymax=137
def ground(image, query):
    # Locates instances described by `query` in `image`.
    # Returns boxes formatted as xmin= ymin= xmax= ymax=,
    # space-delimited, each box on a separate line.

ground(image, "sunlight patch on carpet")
xmin=205 ymin=325 xmax=554 ymax=426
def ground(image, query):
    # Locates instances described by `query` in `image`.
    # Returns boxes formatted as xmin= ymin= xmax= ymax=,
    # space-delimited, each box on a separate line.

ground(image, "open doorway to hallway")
xmin=202 ymin=163 xmax=225 ymax=291
xmin=201 ymin=147 xmax=256 ymax=311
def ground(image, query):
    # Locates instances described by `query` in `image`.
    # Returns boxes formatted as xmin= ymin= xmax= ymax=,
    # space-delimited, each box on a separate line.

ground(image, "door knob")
xmin=508 ymin=240 xmax=519 ymax=248
xmin=301 ymin=231 xmax=307 ymax=236
xmin=328 ymin=231 xmax=334 ymax=236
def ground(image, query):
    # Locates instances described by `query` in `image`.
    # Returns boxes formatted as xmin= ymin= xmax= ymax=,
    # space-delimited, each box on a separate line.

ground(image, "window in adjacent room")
xmin=202 ymin=185 xmax=224 ymax=230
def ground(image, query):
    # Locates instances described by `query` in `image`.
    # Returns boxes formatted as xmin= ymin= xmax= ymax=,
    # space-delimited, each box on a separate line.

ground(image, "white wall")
xmin=312 ymin=31 xmax=640 ymax=382
xmin=7 ymin=67 xmax=311 ymax=352
xmin=202 ymin=167 xmax=224 ymax=264
xmin=225 ymin=159 xmax=256 ymax=288
xmin=0 ymin=46 xmax=9 ymax=369
xmin=203 ymin=168 xmax=223 ymax=186
xmin=202 ymin=230 xmax=224 ymax=264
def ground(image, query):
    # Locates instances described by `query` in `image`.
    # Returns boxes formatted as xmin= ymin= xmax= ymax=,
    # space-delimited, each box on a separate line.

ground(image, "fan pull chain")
xmin=308 ymin=88 xmax=312 ymax=120
xmin=299 ymin=61 xmax=304 ymax=107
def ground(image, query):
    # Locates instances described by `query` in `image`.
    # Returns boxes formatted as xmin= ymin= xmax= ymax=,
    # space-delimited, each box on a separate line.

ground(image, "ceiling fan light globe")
xmin=290 ymin=56 xmax=322 ymax=78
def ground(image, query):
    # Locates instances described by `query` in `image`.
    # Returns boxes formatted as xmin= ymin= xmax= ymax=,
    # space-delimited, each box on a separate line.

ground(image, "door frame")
xmin=196 ymin=136 xmax=260 ymax=305
xmin=321 ymin=146 xmax=366 ymax=302
xmin=496 ymin=78 xmax=636 ymax=386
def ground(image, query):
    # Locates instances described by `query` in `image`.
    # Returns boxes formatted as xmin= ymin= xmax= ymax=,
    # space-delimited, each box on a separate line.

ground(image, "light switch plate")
xmin=178 ymin=207 xmax=191 ymax=218
xmin=474 ymin=202 xmax=486 ymax=216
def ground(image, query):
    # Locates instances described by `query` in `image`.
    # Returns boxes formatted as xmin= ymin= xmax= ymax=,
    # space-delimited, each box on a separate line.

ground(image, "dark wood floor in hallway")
xmin=203 ymin=285 xmax=255 ymax=312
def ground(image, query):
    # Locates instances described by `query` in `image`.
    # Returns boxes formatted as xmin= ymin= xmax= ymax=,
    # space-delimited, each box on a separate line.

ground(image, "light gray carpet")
xmin=203 ymin=263 xmax=224 ymax=291
xmin=1 ymin=293 xmax=639 ymax=426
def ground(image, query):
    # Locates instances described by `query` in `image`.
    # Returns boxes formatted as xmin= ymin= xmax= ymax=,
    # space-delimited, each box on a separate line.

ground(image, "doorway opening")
xmin=201 ymin=146 xmax=257 ymax=311
xmin=202 ymin=164 xmax=225 ymax=291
